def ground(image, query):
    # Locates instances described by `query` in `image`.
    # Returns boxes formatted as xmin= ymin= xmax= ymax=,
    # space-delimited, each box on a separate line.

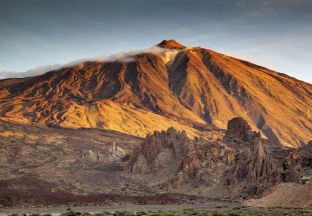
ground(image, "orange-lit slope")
xmin=0 ymin=40 xmax=311 ymax=147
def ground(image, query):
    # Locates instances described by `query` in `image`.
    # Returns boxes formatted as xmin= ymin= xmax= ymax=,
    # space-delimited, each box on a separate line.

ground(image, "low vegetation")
xmin=7 ymin=207 xmax=312 ymax=216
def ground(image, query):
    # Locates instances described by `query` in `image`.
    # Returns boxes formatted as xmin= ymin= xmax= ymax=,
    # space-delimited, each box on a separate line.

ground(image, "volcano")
xmin=0 ymin=40 xmax=311 ymax=147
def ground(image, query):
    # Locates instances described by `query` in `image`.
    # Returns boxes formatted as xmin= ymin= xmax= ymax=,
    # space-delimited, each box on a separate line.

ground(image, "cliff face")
xmin=129 ymin=127 xmax=191 ymax=174
xmin=0 ymin=40 xmax=311 ymax=147
xmin=129 ymin=117 xmax=303 ymax=199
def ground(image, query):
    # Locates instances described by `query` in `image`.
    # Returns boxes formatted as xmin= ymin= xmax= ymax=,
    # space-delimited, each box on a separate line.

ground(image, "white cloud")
xmin=0 ymin=69 xmax=13 ymax=79
xmin=0 ymin=46 xmax=182 ymax=80
xmin=0 ymin=65 xmax=62 ymax=80
xmin=93 ymin=46 xmax=174 ymax=62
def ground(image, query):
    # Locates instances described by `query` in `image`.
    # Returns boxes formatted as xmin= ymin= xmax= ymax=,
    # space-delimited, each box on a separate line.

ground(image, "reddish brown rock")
xmin=226 ymin=141 xmax=281 ymax=198
xmin=129 ymin=127 xmax=191 ymax=174
xmin=225 ymin=117 xmax=260 ymax=142
xmin=282 ymin=150 xmax=302 ymax=183
xmin=128 ymin=118 xmax=304 ymax=199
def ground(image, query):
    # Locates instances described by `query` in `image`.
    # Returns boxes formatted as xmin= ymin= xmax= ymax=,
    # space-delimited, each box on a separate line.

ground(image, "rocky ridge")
xmin=129 ymin=117 xmax=304 ymax=199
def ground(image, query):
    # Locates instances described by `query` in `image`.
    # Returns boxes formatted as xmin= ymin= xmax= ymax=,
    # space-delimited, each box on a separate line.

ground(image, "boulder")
xmin=225 ymin=117 xmax=260 ymax=142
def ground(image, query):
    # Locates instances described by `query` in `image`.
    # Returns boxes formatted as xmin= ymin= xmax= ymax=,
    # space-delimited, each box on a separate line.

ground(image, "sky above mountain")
xmin=0 ymin=0 xmax=311 ymax=83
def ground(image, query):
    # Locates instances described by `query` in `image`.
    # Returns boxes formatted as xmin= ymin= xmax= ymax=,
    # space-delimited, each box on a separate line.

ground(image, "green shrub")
xmin=215 ymin=206 xmax=228 ymax=209
xmin=136 ymin=211 xmax=147 ymax=216
xmin=113 ymin=211 xmax=134 ymax=216
xmin=61 ymin=211 xmax=81 ymax=216
xmin=29 ymin=214 xmax=41 ymax=216
xmin=93 ymin=213 xmax=105 ymax=216
xmin=101 ymin=211 xmax=113 ymax=216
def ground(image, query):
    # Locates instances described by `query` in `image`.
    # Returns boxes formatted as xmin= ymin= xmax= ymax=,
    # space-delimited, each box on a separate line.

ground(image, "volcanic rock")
xmin=129 ymin=127 xmax=191 ymax=174
xmin=281 ymin=150 xmax=302 ymax=183
xmin=225 ymin=117 xmax=260 ymax=142
xmin=128 ymin=118 xmax=303 ymax=199
xmin=226 ymin=140 xmax=281 ymax=198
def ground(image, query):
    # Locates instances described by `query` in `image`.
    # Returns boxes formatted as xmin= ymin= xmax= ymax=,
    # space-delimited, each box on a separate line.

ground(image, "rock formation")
xmin=226 ymin=140 xmax=281 ymax=198
xmin=128 ymin=117 xmax=303 ymax=199
xmin=281 ymin=150 xmax=302 ymax=183
xmin=298 ymin=141 xmax=312 ymax=183
xmin=129 ymin=127 xmax=191 ymax=174
xmin=225 ymin=117 xmax=261 ymax=142
xmin=0 ymin=116 xmax=310 ymax=206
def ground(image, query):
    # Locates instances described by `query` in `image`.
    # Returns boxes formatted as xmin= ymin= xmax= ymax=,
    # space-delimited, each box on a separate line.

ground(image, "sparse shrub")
xmin=102 ymin=211 xmax=113 ymax=216
xmin=145 ymin=212 xmax=161 ymax=216
xmin=227 ymin=213 xmax=239 ymax=216
xmin=61 ymin=211 xmax=80 ymax=216
xmin=35 ymin=208 xmax=312 ymax=216
xmin=136 ymin=211 xmax=147 ymax=216
xmin=215 ymin=205 xmax=228 ymax=209
xmin=93 ymin=213 xmax=105 ymax=216
xmin=182 ymin=208 xmax=198 ymax=216
xmin=113 ymin=211 xmax=132 ymax=216
xmin=29 ymin=214 xmax=41 ymax=216
xmin=125 ymin=212 xmax=136 ymax=216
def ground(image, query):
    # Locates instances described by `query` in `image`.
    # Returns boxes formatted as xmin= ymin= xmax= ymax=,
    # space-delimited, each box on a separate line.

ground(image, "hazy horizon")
xmin=1 ymin=0 xmax=311 ymax=83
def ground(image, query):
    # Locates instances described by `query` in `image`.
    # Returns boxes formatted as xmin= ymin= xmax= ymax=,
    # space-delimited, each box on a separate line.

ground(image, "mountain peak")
xmin=0 ymin=40 xmax=311 ymax=148
xmin=157 ymin=39 xmax=185 ymax=49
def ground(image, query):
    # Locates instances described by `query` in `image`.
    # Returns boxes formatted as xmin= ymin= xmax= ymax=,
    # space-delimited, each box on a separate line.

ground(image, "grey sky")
xmin=0 ymin=0 xmax=311 ymax=83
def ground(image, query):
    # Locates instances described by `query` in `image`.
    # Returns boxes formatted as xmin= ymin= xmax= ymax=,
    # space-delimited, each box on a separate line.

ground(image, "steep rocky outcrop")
xmin=224 ymin=117 xmax=280 ymax=198
xmin=298 ymin=141 xmax=312 ymax=182
xmin=281 ymin=150 xmax=302 ymax=183
xmin=129 ymin=127 xmax=191 ymax=174
xmin=225 ymin=117 xmax=261 ymax=142
xmin=128 ymin=127 xmax=235 ymax=197
xmin=170 ymin=142 xmax=235 ymax=193
xmin=129 ymin=117 xmax=303 ymax=199
xmin=225 ymin=117 xmax=302 ymax=198
xmin=226 ymin=141 xmax=281 ymax=198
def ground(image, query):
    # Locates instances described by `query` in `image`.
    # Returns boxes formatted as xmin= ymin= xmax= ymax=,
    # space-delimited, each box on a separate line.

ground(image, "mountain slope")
xmin=0 ymin=40 xmax=311 ymax=147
